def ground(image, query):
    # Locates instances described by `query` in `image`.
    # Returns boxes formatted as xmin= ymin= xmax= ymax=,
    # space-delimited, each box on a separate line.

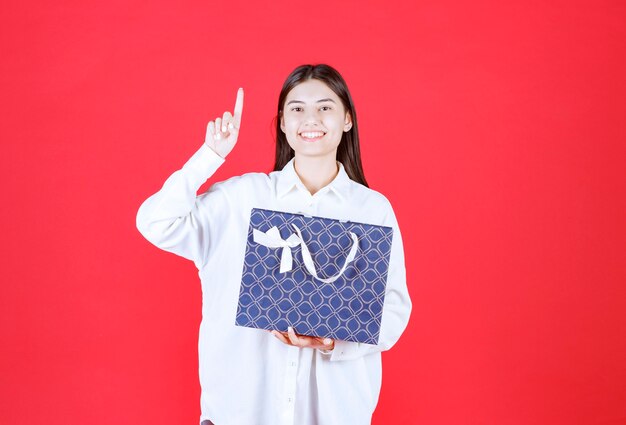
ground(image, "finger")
xmin=271 ymin=330 xmax=290 ymax=345
xmin=287 ymin=326 xmax=300 ymax=346
xmin=322 ymin=338 xmax=334 ymax=350
xmin=222 ymin=111 xmax=233 ymax=133
xmin=207 ymin=121 xmax=216 ymax=137
xmin=215 ymin=117 xmax=222 ymax=139
xmin=222 ymin=111 xmax=233 ymax=129
xmin=310 ymin=336 xmax=333 ymax=349
xmin=312 ymin=337 xmax=325 ymax=345
xmin=233 ymin=87 xmax=244 ymax=125
xmin=299 ymin=335 xmax=319 ymax=348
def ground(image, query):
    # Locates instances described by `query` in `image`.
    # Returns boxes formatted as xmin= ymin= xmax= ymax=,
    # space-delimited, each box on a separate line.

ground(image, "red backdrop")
xmin=1 ymin=0 xmax=625 ymax=424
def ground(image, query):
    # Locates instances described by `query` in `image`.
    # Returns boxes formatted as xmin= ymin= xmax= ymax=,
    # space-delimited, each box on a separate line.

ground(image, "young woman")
xmin=137 ymin=64 xmax=412 ymax=425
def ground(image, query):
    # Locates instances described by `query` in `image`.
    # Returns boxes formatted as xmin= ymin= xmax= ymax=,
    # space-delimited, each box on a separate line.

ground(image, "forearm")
xmin=328 ymin=203 xmax=412 ymax=361
xmin=136 ymin=144 xmax=225 ymax=264
xmin=329 ymin=277 xmax=412 ymax=361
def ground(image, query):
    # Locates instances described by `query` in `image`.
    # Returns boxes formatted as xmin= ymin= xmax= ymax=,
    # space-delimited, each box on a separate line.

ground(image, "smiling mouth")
xmin=299 ymin=131 xmax=326 ymax=141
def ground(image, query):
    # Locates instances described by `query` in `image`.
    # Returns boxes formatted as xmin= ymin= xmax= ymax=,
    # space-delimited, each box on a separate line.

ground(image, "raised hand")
xmin=204 ymin=87 xmax=244 ymax=159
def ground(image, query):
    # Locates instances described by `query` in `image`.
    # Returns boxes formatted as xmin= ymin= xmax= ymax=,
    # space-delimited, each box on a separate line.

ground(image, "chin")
xmin=293 ymin=148 xmax=338 ymax=159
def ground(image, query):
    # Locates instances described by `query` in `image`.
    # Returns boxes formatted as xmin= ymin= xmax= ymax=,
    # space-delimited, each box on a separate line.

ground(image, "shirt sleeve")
xmin=136 ymin=144 xmax=230 ymax=269
xmin=327 ymin=201 xmax=412 ymax=361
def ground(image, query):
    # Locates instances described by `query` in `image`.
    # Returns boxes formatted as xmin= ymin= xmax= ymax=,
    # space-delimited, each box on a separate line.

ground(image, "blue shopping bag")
xmin=235 ymin=208 xmax=393 ymax=345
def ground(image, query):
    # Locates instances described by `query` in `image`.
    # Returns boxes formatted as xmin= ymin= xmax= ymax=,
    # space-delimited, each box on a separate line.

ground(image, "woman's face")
xmin=280 ymin=79 xmax=352 ymax=161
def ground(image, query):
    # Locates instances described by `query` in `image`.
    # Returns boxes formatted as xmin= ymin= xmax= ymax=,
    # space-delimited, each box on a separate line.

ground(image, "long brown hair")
xmin=273 ymin=64 xmax=369 ymax=187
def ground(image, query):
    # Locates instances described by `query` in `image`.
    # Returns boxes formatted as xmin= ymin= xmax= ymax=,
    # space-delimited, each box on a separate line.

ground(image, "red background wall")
xmin=1 ymin=0 xmax=625 ymax=424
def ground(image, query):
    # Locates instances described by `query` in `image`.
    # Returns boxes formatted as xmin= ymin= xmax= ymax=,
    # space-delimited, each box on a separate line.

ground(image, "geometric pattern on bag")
xmin=235 ymin=208 xmax=393 ymax=345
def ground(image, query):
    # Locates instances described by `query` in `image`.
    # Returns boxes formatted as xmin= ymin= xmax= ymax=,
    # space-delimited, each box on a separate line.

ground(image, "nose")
xmin=303 ymin=108 xmax=321 ymax=126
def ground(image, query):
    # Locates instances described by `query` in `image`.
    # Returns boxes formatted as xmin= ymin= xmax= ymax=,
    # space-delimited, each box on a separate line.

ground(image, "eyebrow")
xmin=286 ymin=98 xmax=337 ymax=105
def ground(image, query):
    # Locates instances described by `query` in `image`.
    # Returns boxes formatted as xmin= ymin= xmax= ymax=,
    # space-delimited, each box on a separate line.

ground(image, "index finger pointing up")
xmin=233 ymin=87 xmax=244 ymax=125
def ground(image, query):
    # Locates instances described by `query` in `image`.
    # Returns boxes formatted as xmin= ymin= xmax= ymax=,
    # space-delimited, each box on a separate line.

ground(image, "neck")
xmin=293 ymin=154 xmax=339 ymax=196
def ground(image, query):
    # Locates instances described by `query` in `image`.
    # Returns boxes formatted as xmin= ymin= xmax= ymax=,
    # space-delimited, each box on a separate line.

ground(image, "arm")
xmin=328 ymin=202 xmax=412 ymax=361
xmin=136 ymin=88 xmax=244 ymax=268
xmin=136 ymin=145 xmax=228 ymax=268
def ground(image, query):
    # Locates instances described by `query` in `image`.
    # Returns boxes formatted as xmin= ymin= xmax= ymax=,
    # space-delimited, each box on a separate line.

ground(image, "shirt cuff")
xmin=182 ymin=143 xmax=225 ymax=182
xmin=328 ymin=340 xmax=363 ymax=361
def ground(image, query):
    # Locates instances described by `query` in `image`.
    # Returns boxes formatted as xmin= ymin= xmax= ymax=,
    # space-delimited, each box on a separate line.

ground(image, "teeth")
xmin=301 ymin=132 xmax=325 ymax=138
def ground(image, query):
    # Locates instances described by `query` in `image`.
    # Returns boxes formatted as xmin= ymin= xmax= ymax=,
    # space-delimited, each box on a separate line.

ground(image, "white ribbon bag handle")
xmin=252 ymin=224 xmax=359 ymax=284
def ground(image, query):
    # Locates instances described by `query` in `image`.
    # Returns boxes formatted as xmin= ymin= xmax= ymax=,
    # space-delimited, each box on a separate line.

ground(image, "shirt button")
xmin=290 ymin=361 xmax=296 ymax=367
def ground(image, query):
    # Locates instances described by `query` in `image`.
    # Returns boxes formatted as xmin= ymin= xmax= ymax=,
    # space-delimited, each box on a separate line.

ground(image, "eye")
xmin=320 ymin=106 xmax=332 ymax=111
xmin=291 ymin=107 xmax=303 ymax=112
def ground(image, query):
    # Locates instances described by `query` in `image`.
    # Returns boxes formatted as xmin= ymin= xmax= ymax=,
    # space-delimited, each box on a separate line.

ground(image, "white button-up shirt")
xmin=136 ymin=144 xmax=412 ymax=425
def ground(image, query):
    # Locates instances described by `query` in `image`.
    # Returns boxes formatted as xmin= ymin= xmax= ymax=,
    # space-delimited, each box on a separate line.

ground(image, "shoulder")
xmin=350 ymin=181 xmax=394 ymax=212
xmin=345 ymin=180 xmax=400 ymax=228
xmin=206 ymin=169 xmax=273 ymax=197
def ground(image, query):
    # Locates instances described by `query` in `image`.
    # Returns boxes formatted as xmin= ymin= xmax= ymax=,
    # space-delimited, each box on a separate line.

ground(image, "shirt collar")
xmin=276 ymin=157 xmax=352 ymax=201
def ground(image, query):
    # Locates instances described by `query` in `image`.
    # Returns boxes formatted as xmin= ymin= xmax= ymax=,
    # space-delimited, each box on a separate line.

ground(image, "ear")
xmin=343 ymin=111 xmax=353 ymax=132
xmin=280 ymin=113 xmax=286 ymax=134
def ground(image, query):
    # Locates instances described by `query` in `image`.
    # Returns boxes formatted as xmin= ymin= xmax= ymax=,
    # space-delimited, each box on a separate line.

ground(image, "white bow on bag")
xmin=252 ymin=224 xmax=359 ymax=284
